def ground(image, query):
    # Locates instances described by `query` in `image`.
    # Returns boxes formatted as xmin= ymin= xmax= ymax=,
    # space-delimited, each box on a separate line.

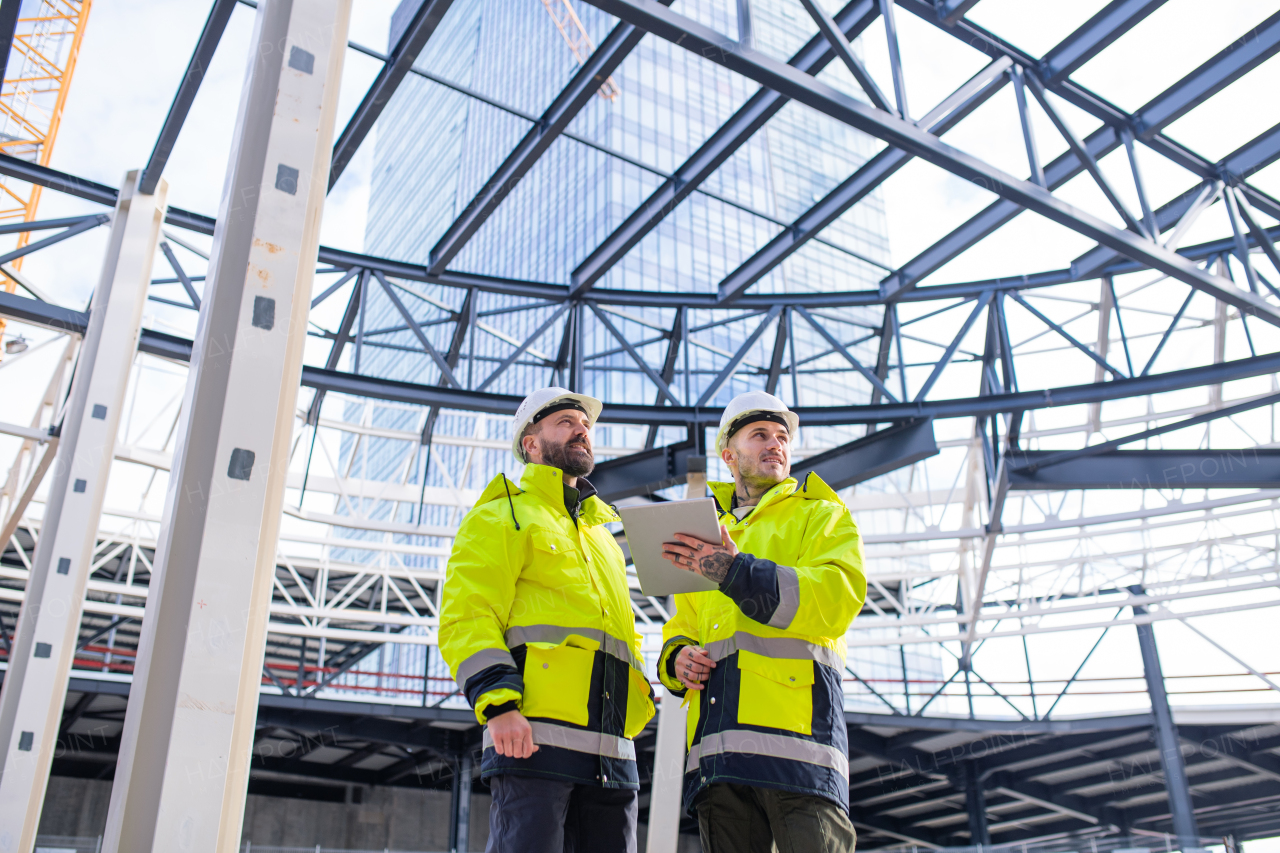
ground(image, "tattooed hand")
xmin=661 ymin=525 xmax=739 ymax=583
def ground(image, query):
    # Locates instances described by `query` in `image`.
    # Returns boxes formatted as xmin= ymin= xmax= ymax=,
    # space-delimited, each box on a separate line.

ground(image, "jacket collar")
xmin=517 ymin=464 xmax=617 ymax=526
xmin=519 ymin=463 xmax=569 ymax=509
xmin=708 ymin=470 xmax=847 ymax=518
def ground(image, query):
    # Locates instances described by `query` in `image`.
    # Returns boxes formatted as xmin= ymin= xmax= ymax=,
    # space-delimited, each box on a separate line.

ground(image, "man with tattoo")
xmin=657 ymin=391 xmax=867 ymax=853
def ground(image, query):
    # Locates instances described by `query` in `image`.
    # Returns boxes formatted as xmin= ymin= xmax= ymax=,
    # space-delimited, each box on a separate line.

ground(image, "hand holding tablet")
xmin=616 ymin=498 xmax=724 ymax=595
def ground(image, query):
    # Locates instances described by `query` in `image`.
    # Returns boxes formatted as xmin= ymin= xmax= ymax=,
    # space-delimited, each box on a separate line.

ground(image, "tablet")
xmin=617 ymin=498 xmax=723 ymax=596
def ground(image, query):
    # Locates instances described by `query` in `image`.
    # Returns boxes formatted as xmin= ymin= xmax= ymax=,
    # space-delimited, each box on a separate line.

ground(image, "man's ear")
xmin=720 ymin=445 xmax=735 ymax=467
xmin=521 ymin=433 xmax=539 ymax=463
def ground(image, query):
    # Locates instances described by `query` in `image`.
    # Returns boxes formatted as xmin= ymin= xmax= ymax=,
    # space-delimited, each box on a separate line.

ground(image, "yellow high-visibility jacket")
xmin=658 ymin=472 xmax=866 ymax=812
xmin=439 ymin=463 xmax=655 ymax=790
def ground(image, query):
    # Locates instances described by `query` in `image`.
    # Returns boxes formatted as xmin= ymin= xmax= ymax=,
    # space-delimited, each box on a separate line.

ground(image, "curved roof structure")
xmin=0 ymin=0 xmax=1278 ymax=848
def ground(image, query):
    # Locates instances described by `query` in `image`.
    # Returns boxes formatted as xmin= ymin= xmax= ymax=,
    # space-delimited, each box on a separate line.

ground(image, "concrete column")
xmin=646 ymin=590 xmax=690 ymax=853
xmin=1132 ymin=593 xmax=1201 ymax=852
xmin=0 ymin=170 xmax=168 ymax=853
xmin=101 ymin=2 xmax=352 ymax=850
xmin=646 ymin=683 xmax=688 ymax=853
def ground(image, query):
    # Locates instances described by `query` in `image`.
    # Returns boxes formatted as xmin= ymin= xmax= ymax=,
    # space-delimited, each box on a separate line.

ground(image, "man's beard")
xmin=738 ymin=450 xmax=788 ymax=487
xmin=538 ymin=435 xmax=595 ymax=477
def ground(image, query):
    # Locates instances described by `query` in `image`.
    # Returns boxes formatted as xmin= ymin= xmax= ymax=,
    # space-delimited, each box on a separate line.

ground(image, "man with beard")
xmin=657 ymin=391 xmax=866 ymax=853
xmin=439 ymin=387 xmax=655 ymax=853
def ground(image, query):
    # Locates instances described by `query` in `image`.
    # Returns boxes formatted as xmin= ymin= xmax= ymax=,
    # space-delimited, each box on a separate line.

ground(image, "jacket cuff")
xmin=658 ymin=636 xmax=695 ymax=695
xmin=481 ymin=700 xmax=520 ymax=722
xmin=464 ymin=662 xmax=523 ymax=717
xmin=718 ymin=552 xmax=783 ymax=625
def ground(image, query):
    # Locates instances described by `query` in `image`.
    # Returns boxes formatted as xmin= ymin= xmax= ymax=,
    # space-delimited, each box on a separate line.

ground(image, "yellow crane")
xmin=0 ymin=0 xmax=93 ymax=348
xmin=539 ymin=0 xmax=620 ymax=100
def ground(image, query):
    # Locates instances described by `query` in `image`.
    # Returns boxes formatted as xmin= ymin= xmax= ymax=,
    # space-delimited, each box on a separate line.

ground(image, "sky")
xmin=1 ymin=0 xmax=1279 ymax=738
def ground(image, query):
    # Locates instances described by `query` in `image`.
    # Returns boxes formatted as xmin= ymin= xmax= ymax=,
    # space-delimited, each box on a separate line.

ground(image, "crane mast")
xmin=539 ymin=0 xmax=620 ymax=101
xmin=0 ymin=0 xmax=92 ymax=347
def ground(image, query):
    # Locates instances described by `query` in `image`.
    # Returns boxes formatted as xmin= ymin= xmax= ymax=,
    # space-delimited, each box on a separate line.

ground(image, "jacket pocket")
xmin=527 ymin=527 xmax=587 ymax=586
xmin=624 ymin=666 xmax=655 ymax=739
xmin=736 ymin=649 xmax=814 ymax=735
xmin=522 ymin=641 xmax=595 ymax=726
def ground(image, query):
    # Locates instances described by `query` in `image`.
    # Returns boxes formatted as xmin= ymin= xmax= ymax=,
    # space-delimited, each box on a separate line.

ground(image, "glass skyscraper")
xmin=325 ymin=0 xmax=938 ymax=712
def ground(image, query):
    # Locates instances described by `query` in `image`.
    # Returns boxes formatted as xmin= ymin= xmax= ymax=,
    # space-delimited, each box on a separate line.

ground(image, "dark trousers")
xmin=696 ymin=783 xmax=857 ymax=853
xmin=486 ymin=773 xmax=638 ymax=853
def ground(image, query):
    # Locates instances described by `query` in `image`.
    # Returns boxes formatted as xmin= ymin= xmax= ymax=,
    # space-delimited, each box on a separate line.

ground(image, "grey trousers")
xmin=485 ymin=773 xmax=638 ymax=853
xmin=695 ymin=783 xmax=857 ymax=853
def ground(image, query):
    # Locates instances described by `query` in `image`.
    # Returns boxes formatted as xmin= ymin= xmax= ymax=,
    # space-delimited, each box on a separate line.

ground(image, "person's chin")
xmin=758 ymin=462 xmax=788 ymax=481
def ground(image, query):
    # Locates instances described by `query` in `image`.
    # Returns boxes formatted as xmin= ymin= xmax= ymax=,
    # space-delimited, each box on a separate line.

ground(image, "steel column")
xmin=0 ymin=170 xmax=168 ymax=852
xmin=453 ymin=747 xmax=473 ymax=852
xmin=963 ymin=761 xmax=991 ymax=846
xmin=101 ymin=2 xmax=352 ymax=850
xmin=1132 ymin=593 xmax=1201 ymax=851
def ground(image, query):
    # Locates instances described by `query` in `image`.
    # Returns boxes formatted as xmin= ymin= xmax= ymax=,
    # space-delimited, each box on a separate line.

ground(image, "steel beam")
xmin=328 ymin=0 xmax=456 ymax=189
xmin=799 ymin=0 xmax=892 ymax=113
xmin=0 ymin=215 xmax=111 ymax=267
xmin=1132 ymin=593 xmax=1201 ymax=851
xmin=933 ymin=0 xmax=979 ymax=26
xmin=140 ymin=0 xmax=238 ymax=195
xmin=182 ymin=331 xmax=1280 ymax=427
xmin=101 ymin=3 xmax=353 ymax=850
xmin=1007 ymin=449 xmax=1280 ymax=490
xmin=881 ymin=8 xmax=1280 ymax=300
xmin=0 ymin=0 xmax=18 ymax=85
xmin=715 ymin=56 xmax=1010 ymax=302
xmin=1136 ymin=10 xmax=1280 ymax=137
xmin=590 ymin=440 xmax=700 ymax=502
xmin=569 ymin=0 xmax=879 ymax=294
xmin=791 ymin=419 xmax=938 ymax=489
xmin=427 ymin=6 xmax=670 ymax=274
xmin=8 ymin=282 xmax=1280 ymax=429
xmin=580 ymin=0 xmax=1278 ymax=326
xmin=696 ymin=305 xmax=782 ymax=405
xmin=1040 ymin=0 xmax=1167 ymax=85
xmin=0 ymin=171 xmax=168 ymax=848
xmin=1014 ymin=391 xmax=1280 ymax=474
xmin=6 ymin=150 xmax=1276 ymax=310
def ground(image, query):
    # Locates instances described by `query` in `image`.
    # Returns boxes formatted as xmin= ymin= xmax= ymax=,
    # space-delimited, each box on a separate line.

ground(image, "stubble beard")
xmin=737 ymin=449 xmax=788 ymax=492
xmin=539 ymin=435 xmax=595 ymax=478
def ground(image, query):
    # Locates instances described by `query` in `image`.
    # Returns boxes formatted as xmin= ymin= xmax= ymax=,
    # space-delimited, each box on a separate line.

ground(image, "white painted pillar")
xmin=646 ymin=683 xmax=688 ymax=853
xmin=0 ymin=170 xmax=168 ymax=853
xmin=101 ymin=2 xmax=352 ymax=850
xmin=646 ymin=578 xmax=694 ymax=853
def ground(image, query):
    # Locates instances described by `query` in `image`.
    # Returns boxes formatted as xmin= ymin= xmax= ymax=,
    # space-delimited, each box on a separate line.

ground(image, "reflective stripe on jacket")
xmin=658 ymin=472 xmax=866 ymax=812
xmin=439 ymin=464 xmax=655 ymax=790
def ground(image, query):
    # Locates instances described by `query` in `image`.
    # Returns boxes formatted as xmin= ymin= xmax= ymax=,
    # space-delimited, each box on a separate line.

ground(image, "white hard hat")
xmin=511 ymin=387 xmax=603 ymax=463
xmin=715 ymin=390 xmax=799 ymax=454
